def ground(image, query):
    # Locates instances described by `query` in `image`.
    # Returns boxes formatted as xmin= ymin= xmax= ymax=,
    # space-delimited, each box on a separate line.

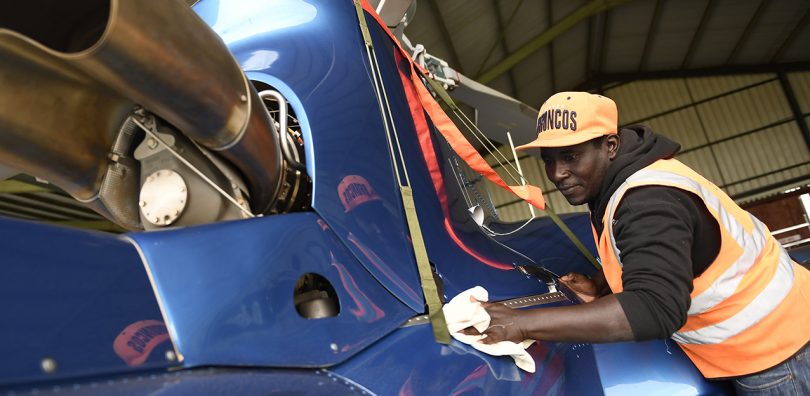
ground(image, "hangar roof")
xmin=404 ymin=0 xmax=810 ymax=109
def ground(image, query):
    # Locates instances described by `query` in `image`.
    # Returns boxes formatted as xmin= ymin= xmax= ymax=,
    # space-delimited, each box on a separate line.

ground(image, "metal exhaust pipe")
xmin=0 ymin=0 xmax=283 ymax=213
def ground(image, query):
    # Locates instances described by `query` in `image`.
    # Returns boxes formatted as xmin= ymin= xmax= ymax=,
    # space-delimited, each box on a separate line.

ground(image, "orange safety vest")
xmin=593 ymin=158 xmax=810 ymax=378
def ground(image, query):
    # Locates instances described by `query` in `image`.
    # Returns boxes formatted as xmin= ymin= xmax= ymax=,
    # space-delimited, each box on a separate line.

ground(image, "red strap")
xmin=397 ymin=50 xmax=512 ymax=271
xmin=359 ymin=0 xmax=429 ymax=75
xmin=410 ymin=66 xmax=545 ymax=210
xmin=359 ymin=0 xmax=545 ymax=210
xmin=396 ymin=53 xmax=448 ymax=212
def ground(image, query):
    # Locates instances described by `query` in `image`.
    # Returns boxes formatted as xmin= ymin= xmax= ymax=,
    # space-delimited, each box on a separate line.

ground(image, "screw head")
xmin=41 ymin=357 xmax=57 ymax=374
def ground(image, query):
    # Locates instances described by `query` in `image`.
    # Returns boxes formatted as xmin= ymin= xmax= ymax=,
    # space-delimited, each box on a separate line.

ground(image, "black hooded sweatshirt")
xmin=590 ymin=125 xmax=721 ymax=340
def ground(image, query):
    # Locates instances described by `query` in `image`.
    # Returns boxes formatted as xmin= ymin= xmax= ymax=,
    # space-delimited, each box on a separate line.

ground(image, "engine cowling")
xmin=0 ymin=0 xmax=287 ymax=228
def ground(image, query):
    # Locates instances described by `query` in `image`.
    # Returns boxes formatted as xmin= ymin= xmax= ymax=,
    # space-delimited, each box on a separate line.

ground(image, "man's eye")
xmin=563 ymin=154 xmax=577 ymax=161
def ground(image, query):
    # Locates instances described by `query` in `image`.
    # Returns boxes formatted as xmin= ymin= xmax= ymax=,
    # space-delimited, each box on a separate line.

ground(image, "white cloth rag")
xmin=443 ymin=286 xmax=536 ymax=373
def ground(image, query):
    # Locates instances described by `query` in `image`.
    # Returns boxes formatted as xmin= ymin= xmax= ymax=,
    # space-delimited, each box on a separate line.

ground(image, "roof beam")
xmin=576 ymin=61 xmax=810 ymax=90
xmin=476 ymin=0 xmax=635 ymax=84
xmin=491 ymin=0 xmax=520 ymax=96
xmin=681 ymin=0 xmax=715 ymax=69
xmin=473 ymin=0 xmax=525 ymax=76
xmin=425 ymin=0 xmax=464 ymax=73
xmin=596 ymin=10 xmax=611 ymax=93
xmin=547 ymin=0 xmax=556 ymax=93
xmin=725 ymin=0 xmax=768 ymax=65
xmin=586 ymin=15 xmax=594 ymax=79
xmin=779 ymin=73 xmax=810 ymax=155
xmin=638 ymin=0 xmax=663 ymax=72
xmin=770 ymin=4 xmax=810 ymax=63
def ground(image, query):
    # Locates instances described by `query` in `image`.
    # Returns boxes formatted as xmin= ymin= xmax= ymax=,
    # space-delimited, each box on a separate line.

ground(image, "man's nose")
xmin=549 ymin=162 xmax=569 ymax=183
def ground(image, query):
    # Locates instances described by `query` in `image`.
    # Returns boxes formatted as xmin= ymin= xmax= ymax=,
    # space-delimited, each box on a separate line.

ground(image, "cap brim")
xmin=515 ymin=133 xmax=605 ymax=150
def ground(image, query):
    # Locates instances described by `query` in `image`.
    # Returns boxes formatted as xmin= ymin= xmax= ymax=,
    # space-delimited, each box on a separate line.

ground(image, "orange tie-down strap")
xmin=359 ymin=0 xmax=546 ymax=211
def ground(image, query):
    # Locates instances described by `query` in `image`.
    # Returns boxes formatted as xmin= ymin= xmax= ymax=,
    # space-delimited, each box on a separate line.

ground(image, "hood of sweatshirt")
xmin=589 ymin=124 xmax=681 ymax=235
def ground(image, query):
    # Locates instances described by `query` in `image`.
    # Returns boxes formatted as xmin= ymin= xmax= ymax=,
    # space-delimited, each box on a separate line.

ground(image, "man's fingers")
xmin=477 ymin=331 xmax=504 ymax=345
xmin=458 ymin=327 xmax=481 ymax=336
xmin=560 ymin=274 xmax=580 ymax=284
xmin=469 ymin=296 xmax=493 ymax=307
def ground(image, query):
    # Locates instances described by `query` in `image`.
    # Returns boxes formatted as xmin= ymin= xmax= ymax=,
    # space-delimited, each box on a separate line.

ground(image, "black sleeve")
xmin=611 ymin=186 xmax=702 ymax=341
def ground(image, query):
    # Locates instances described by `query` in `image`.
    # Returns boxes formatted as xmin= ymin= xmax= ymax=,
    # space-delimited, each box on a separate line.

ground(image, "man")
xmin=463 ymin=91 xmax=810 ymax=394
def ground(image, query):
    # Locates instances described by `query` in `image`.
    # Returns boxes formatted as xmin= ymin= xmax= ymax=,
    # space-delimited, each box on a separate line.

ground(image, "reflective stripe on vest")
xmin=595 ymin=158 xmax=810 ymax=377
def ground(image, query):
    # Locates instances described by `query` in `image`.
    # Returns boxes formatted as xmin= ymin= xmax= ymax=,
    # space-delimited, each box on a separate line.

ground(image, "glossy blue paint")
xmin=331 ymin=322 xmax=732 ymax=395
xmin=332 ymin=324 xmax=570 ymax=395
xmin=195 ymin=0 xmax=561 ymax=307
xmin=336 ymin=316 xmax=720 ymax=394
xmin=0 ymin=218 xmax=174 ymax=387
xmin=197 ymin=0 xmax=428 ymax=312
xmin=351 ymin=5 xmax=567 ymax=301
xmin=2 ymin=367 xmax=370 ymax=395
xmin=492 ymin=213 xmax=599 ymax=277
xmin=789 ymin=244 xmax=810 ymax=265
xmin=593 ymin=341 xmax=733 ymax=395
xmin=127 ymin=212 xmax=414 ymax=368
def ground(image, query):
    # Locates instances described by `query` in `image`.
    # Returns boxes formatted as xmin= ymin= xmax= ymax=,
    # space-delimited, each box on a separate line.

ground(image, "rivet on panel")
xmin=40 ymin=357 xmax=57 ymax=374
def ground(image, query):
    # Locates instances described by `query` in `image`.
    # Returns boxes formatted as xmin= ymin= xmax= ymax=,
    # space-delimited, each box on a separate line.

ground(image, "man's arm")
xmin=466 ymin=295 xmax=633 ymax=344
xmin=464 ymin=186 xmax=707 ymax=344
xmin=611 ymin=187 xmax=705 ymax=340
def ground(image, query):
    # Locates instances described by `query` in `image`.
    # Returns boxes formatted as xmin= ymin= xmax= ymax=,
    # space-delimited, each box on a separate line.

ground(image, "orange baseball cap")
xmin=516 ymin=91 xmax=618 ymax=149
xmin=338 ymin=175 xmax=381 ymax=213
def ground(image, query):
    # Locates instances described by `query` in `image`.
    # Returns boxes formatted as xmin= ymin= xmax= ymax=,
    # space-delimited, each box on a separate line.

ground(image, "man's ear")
xmin=606 ymin=134 xmax=620 ymax=160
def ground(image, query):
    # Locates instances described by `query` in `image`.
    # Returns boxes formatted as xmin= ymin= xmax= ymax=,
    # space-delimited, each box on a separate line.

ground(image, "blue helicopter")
xmin=0 ymin=0 xmax=741 ymax=394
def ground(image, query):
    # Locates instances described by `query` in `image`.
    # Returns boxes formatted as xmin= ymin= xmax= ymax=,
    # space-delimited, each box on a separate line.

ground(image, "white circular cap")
xmin=139 ymin=169 xmax=188 ymax=226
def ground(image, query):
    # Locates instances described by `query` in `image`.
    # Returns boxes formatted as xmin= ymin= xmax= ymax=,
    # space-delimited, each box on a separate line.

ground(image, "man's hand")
xmin=459 ymin=293 xmax=634 ymax=344
xmin=459 ymin=298 xmax=527 ymax=344
xmin=559 ymin=272 xmax=600 ymax=302
xmin=559 ymin=268 xmax=612 ymax=302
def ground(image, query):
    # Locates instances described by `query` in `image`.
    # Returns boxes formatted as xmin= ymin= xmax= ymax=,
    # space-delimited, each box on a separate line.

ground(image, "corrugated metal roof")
xmin=405 ymin=0 xmax=810 ymax=116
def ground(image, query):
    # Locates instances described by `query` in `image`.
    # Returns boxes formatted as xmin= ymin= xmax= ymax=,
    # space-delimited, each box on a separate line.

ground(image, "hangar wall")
xmin=486 ymin=71 xmax=810 ymax=222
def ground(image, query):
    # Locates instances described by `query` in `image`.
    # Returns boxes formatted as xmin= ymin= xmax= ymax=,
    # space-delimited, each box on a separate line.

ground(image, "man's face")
xmin=540 ymin=137 xmax=617 ymax=206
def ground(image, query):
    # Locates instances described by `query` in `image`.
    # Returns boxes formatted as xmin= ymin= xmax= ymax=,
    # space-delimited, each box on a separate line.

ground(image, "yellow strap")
xmin=401 ymin=187 xmax=451 ymax=344
xmin=353 ymin=0 xmax=451 ymax=344
xmin=352 ymin=0 xmax=373 ymax=48
xmin=423 ymin=72 xmax=459 ymax=112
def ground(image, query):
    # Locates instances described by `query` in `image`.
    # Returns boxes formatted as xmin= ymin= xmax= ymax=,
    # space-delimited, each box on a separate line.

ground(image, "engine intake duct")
xmin=0 ymin=0 xmax=283 ymax=214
